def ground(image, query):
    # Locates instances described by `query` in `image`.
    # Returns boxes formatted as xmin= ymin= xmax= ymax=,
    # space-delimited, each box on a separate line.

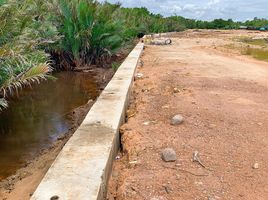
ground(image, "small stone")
xmin=139 ymin=60 xmax=144 ymax=67
xmin=129 ymin=160 xmax=138 ymax=165
xmin=143 ymin=121 xmax=156 ymax=125
xmin=253 ymin=162 xmax=259 ymax=169
xmin=195 ymin=181 xmax=203 ymax=186
xmin=173 ymin=87 xmax=180 ymax=93
xmin=163 ymin=185 xmax=172 ymax=193
xmin=161 ymin=148 xmax=177 ymax=162
xmin=162 ymin=105 xmax=169 ymax=109
xmin=50 ymin=196 xmax=59 ymax=200
xmin=170 ymin=115 xmax=184 ymax=125
xmin=176 ymin=174 xmax=181 ymax=180
xmin=135 ymin=73 xmax=144 ymax=79
xmin=115 ymin=155 xmax=120 ymax=160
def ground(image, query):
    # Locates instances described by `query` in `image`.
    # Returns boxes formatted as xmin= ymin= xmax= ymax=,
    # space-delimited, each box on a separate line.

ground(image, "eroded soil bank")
xmin=108 ymin=30 xmax=268 ymax=200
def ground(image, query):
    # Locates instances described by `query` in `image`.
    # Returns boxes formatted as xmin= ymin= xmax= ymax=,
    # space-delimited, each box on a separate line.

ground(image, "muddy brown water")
xmin=0 ymin=72 xmax=99 ymax=180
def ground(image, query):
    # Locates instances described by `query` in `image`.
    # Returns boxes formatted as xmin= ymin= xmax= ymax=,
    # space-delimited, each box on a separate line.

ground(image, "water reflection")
xmin=0 ymin=72 xmax=98 ymax=180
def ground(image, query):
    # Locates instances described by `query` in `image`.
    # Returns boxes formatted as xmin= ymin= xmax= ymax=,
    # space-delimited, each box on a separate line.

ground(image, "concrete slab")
xmin=31 ymin=43 xmax=144 ymax=200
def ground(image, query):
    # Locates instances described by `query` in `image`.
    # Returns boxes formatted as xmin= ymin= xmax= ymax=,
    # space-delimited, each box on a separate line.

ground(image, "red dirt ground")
xmin=107 ymin=30 xmax=268 ymax=200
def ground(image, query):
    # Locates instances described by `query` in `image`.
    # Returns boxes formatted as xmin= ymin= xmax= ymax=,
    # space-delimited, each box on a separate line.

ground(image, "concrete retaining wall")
xmin=31 ymin=42 xmax=144 ymax=200
xmin=151 ymin=32 xmax=178 ymax=37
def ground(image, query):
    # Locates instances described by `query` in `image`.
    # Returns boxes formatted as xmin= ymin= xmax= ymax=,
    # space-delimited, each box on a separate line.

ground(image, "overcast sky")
xmin=99 ymin=0 xmax=268 ymax=21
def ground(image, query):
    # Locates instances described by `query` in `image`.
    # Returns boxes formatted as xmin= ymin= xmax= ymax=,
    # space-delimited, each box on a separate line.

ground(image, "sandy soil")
xmin=0 ymin=67 xmax=115 ymax=200
xmin=107 ymin=30 xmax=268 ymax=200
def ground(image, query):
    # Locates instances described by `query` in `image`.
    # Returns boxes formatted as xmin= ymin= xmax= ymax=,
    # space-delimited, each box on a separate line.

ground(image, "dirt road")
xmin=108 ymin=30 xmax=268 ymax=200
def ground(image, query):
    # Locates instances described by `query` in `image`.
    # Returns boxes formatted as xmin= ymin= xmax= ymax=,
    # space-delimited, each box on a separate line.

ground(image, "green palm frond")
xmin=1 ymin=63 xmax=52 ymax=97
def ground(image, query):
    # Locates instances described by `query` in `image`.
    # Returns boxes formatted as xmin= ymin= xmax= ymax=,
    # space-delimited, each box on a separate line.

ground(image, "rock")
xmin=173 ymin=87 xmax=180 ymax=93
xmin=253 ymin=162 xmax=259 ymax=169
xmin=138 ymin=60 xmax=144 ymax=67
xmin=135 ymin=73 xmax=144 ymax=79
xmin=163 ymin=184 xmax=172 ymax=193
xmin=161 ymin=148 xmax=177 ymax=162
xmin=115 ymin=155 xmax=120 ymax=160
xmin=143 ymin=121 xmax=151 ymax=125
xmin=50 ymin=196 xmax=59 ymax=200
xmin=162 ymin=105 xmax=169 ymax=109
xmin=170 ymin=114 xmax=184 ymax=125
xmin=143 ymin=121 xmax=157 ymax=125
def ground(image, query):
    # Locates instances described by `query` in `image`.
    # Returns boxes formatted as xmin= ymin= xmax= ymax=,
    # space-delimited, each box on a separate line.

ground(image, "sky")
xmin=98 ymin=0 xmax=268 ymax=21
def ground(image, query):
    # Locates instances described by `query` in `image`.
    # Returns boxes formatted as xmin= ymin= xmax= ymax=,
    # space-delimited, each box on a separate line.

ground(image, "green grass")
xmin=242 ymin=47 xmax=268 ymax=61
xmin=237 ymin=37 xmax=268 ymax=47
xmin=111 ymin=62 xmax=120 ymax=71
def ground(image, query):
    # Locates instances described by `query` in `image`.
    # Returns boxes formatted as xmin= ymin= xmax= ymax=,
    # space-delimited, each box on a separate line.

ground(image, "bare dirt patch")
xmin=107 ymin=30 xmax=268 ymax=200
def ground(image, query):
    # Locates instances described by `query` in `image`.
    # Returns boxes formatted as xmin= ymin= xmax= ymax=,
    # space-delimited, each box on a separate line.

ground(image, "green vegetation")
xmin=238 ymin=37 xmax=268 ymax=47
xmin=0 ymin=0 xmax=184 ymax=110
xmin=243 ymin=48 xmax=268 ymax=62
xmin=0 ymin=0 xmax=59 ymax=110
xmin=0 ymin=0 xmax=268 ymax=110
xmin=225 ymin=37 xmax=268 ymax=62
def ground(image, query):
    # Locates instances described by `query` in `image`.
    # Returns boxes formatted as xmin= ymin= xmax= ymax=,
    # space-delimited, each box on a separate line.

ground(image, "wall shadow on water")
xmin=0 ymin=72 xmax=99 ymax=180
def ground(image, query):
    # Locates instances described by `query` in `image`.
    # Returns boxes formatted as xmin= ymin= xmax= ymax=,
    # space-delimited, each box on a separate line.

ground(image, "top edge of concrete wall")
xmin=31 ymin=42 xmax=144 ymax=200
xmin=146 ymin=32 xmax=178 ymax=37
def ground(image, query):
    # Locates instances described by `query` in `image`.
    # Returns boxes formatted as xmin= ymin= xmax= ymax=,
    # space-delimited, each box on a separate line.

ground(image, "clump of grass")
xmin=235 ymin=36 xmax=268 ymax=47
xmin=242 ymin=47 xmax=268 ymax=61
xmin=111 ymin=62 xmax=120 ymax=71
xmin=242 ymin=38 xmax=268 ymax=46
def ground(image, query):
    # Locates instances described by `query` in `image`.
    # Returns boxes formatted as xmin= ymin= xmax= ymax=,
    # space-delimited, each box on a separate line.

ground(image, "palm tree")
xmin=0 ymin=0 xmax=58 ymax=110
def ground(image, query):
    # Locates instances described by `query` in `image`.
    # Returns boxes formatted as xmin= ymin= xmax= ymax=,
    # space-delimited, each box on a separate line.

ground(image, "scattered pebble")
xmin=170 ymin=114 xmax=184 ymax=125
xmin=176 ymin=174 xmax=181 ymax=180
xmin=139 ymin=60 xmax=144 ymax=67
xmin=143 ymin=121 xmax=156 ymax=125
xmin=173 ymin=87 xmax=180 ymax=93
xmin=162 ymin=105 xmax=169 ymax=109
xmin=195 ymin=181 xmax=203 ymax=185
xmin=143 ymin=121 xmax=151 ymax=125
xmin=50 ymin=196 xmax=59 ymax=200
xmin=135 ymin=73 xmax=144 ymax=79
xmin=163 ymin=184 xmax=172 ymax=193
xmin=129 ymin=160 xmax=138 ymax=165
xmin=253 ymin=162 xmax=259 ymax=169
xmin=161 ymin=148 xmax=177 ymax=162
xmin=115 ymin=155 xmax=120 ymax=160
